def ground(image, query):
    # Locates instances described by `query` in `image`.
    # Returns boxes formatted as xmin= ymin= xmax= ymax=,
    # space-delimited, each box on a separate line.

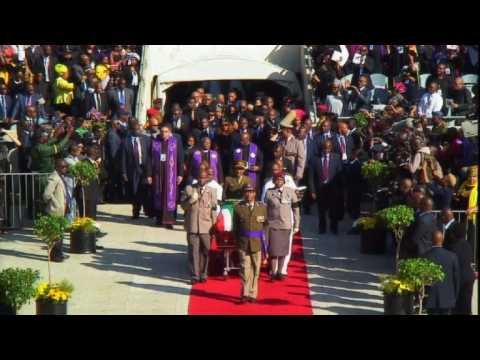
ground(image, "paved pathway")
xmin=0 ymin=204 xmax=477 ymax=315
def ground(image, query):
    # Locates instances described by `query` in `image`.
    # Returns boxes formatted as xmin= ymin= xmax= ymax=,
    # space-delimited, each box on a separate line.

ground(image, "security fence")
xmin=0 ymin=173 xmax=50 ymax=231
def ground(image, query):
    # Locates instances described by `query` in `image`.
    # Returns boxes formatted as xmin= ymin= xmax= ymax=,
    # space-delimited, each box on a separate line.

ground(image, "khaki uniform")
xmin=223 ymin=175 xmax=251 ymax=200
xmin=280 ymin=136 xmax=306 ymax=180
xmin=181 ymin=184 xmax=218 ymax=281
xmin=234 ymin=201 xmax=267 ymax=299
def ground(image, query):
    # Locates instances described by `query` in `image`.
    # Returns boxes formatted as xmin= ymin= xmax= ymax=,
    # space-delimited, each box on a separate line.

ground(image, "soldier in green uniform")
xmin=30 ymin=127 xmax=74 ymax=173
xmin=234 ymin=183 xmax=267 ymax=303
xmin=223 ymin=160 xmax=252 ymax=201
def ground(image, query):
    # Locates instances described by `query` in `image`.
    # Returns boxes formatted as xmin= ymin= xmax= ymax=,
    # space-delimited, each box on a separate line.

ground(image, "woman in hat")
xmin=53 ymin=63 xmax=74 ymax=114
xmin=223 ymin=160 xmax=251 ymax=201
xmin=264 ymin=171 xmax=300 ymax=281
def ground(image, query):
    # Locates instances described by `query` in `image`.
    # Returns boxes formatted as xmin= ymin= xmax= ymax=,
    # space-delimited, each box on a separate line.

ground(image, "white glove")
xmin=189 ymin=190 xmax=199 ymax=204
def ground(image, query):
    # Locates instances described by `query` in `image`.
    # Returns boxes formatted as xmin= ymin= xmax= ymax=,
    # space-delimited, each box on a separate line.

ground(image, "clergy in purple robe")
xmin=188 ymin=136 xmax=223 ymax=184
xmin=151 ymin=123 xmax=184 ymax=227
xmin=232 ymin=132 xmax=263 ymax=190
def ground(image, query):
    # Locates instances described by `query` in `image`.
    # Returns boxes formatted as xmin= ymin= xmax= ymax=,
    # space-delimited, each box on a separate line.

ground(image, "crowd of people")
xmin=0 ymin=44 xmax=478 ymax=314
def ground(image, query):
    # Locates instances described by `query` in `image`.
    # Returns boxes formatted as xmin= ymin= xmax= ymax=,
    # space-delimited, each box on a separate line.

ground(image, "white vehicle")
xmin=135 ymin=45 xmax=317 ymax=123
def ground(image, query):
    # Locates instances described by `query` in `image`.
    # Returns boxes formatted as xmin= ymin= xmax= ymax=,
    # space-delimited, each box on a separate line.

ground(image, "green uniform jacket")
xmin=30 ymin=136 xmax=70 ymax=173
xmin=234 ymin=201 xmax=267 ymax=253
xmin=224 ymin=176 xmax=252 ymax=200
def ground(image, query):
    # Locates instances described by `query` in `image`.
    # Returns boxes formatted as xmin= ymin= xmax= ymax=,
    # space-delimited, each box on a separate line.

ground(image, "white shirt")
xmin=443 ymin=218 xmax=455 ymax=237
xmin=43 ymin=56 xmax=50 ymax=82
xmin=418 ymin=92 xmax=443 ymax=118
xmin=260 ymin=174 xmax=297 ymax=202
xmin=131 ymin=70 xmax=139 ymax=86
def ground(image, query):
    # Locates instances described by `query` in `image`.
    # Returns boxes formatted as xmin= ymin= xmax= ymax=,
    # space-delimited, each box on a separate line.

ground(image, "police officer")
xmin=181 ymin=169 xmax=218 ymax=285
xmin=234 ymin=183 xmax=267 ymax=303
xmin=30 ymin=126 xmax=74 ymax=173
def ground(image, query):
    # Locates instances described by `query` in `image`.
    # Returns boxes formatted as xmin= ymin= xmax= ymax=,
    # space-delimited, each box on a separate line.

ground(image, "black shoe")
xmin=95 ymin=245 xmax=104 ymax=250
xmin=51 ymin=257 xmax=64 ymax=263
xmin=277 ymin=274 xmax=285 ymax=281
xmin=200 ymin=278 xmax=207 ymax=283
xmin=239 ymin=297 xmax=249 ymax=304
xmin=270 ymin=275 xmax=276 ymax=283
xmin=247 ymin=297 xmax=257 ymax=303
xmin=165 ymin=224 xmax=174 ymax=230
xmin=191 ymin=279 xmax=199 ymax=285
xmin=132 ymin=215 xmax=140 ymax=220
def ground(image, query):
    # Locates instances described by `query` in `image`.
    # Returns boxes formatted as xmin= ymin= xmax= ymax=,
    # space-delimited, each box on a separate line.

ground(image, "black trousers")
xmin=427 ymin=308 xmax=452 ymax=315
xmin=346 ymin=185 xmax=362 ymax=220
xmin=131 ymin=183 xmax=149 ymax=216
xmin=454 ymin=281 xmax=474 ymax=315
xmin=50 ymin=237 xmax=64 ymax=260
xmin=316 ymin=185 xmax=341 ymax=232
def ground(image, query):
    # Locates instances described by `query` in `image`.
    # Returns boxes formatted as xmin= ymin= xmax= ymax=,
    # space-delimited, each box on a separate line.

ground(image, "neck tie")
xmin=133 ymin=137 xmax=140 ymax=164
xmin=323 ymin=156 xmax=329 ymax=181
xmin=340 ymin=136 xmax=346 ymax=154
xmin=96 ymin=93 xmax=101 ymax=110
xmin=1 ymin=96 xmax=5 ymax=118
xmin=27 ymin=96 xmax=32 ymax=107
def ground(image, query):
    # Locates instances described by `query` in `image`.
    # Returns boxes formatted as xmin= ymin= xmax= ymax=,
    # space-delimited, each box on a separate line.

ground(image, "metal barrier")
xmin=0 ymin=173 xmax=50 ymax=230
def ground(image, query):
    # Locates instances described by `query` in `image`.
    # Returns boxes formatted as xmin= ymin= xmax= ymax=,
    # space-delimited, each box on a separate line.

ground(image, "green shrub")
xmin=0 ymin=268 xmax=40 ymax=311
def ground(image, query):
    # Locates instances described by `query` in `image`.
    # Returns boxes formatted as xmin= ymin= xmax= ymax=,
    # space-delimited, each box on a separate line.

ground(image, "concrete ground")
xmin=0 ymin=204 xmax=477 ymax=315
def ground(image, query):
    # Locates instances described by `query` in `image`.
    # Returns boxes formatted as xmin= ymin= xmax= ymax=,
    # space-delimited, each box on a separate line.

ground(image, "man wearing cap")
xmin=224 ymin=160 xmax=252 ymax=200
xmin=30 ymin=125 xmax=74 ymax=173
xmin=181 ymin=169 xmax=218 ymax=285
xmin=234 ymin=183 xmax=268 ymax=303
xmin=278 ymin=111 xmax=306 ymax=183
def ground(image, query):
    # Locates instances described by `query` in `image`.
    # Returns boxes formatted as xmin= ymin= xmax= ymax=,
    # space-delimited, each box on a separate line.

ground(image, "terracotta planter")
xmin=384 ymin=293 xmax=415 ymax=315
xmin=36 ymin=299 xmax=67 ymax=315
xmin=360 ymin=228 xmax=386 ymax=254
xmin=70 ymin=230 xmax=96 ymax=254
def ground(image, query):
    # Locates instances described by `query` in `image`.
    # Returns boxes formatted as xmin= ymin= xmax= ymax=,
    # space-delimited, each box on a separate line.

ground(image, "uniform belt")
xmin=242 ymin=230 xmax=264 ymax=238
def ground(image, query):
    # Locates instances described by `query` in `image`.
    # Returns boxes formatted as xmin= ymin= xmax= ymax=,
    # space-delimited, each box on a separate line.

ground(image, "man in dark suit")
xmin=170 ymin=103 xmax=192 ymax=147
xmin=0 ymin=84 xmax=14 ymax=123
xmin=122 ymin=120 xmax=152 ymax=219
xmin=105 ymin=120 xmax=125 ymax=202
xmin=345 ymin=149 xmax=363 ymax=220
xmin=444 ymin=222 xmax=476 ymax=315
xmin=313 ymin=119 xmax=335 ymax=157
xmin=76 ymin=145 xmax=101 ymax=220
xmin=84 ymin=81 xmax=109 ymax=117
xmin=350 ymin=46 xmax=375 ymax=87
xmin=441 ymin=208 xmax=460 ymax=249
xmin=11 ymin=83 xmax=46 ymax=121
xmin=32 ymin=45 xmax=57 ymax=86
xmin=333 ymin=121 xmax=356 ymax=162
xmin=193 ymin=116 xmax=216 ymax=144
xmin=404 ymin=197 xmax=438 ymax=258
xmin=108 ymin=78 xmax=134 ymax=118
xmin=183 ymin=97 xmax=207 ymax=130
xmin=346 ymin=75 xmax=373 ymax=113
xmin=309 ymin=139 xmax=343 ymax=234
xmin=297 ymin=124 xmax=316 ymax=214
xmin=424 ymin=230 xmax=460 ymax=315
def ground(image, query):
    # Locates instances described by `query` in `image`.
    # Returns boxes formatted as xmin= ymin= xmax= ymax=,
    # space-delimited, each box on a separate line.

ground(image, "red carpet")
xmin=188 ymin=233 xmax=313 ymax=315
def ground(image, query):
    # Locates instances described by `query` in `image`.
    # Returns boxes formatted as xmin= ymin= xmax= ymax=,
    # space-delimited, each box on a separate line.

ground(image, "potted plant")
xmin=380 ymin=275 xmax=416 ymax=315
xmin=361 ymin=159 xmax=389 ymax=211
xmin=376 ymin=205 xmax=415 ymax=269
xmin=34 ymin=215 xmax=73 ymax=315
xmin=356 ymin=216 xmax=386 ymax=254
xmin=69 ymin=160 xmax=98 ymax=220
xmin=35 ymin=280 xmax=74 ymax=315
xmin=397 ymin=258 xmax=445 ymax=315
xmin=68 ymin=217 xmax=97 ymax=254
xmin=0 ymin=268 xmax=40 ymax=315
